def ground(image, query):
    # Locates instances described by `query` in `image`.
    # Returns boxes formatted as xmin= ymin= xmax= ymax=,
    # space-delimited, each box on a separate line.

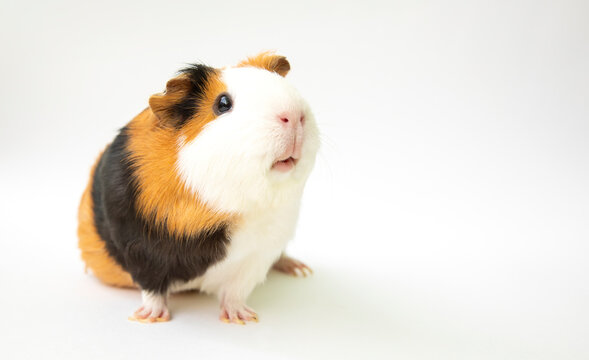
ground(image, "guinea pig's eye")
xmin=213 ymin=93 xmax=233 ymax=115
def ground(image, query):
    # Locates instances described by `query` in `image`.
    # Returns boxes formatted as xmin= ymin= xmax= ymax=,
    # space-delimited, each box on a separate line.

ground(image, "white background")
xmin=1 ymin=0 xmax=587 ymax=359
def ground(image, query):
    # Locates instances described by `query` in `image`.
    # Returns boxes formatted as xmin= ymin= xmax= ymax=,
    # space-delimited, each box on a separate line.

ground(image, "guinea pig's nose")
xmin=278 ymin=113 xmax=304 ymax=126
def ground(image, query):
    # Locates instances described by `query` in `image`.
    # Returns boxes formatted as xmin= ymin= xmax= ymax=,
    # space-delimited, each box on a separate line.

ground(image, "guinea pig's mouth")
xmin=271 ymin=157 xmax=298 ymax=172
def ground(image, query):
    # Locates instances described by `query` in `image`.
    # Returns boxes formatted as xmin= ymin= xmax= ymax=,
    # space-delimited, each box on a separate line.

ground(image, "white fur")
xmin=172 ymin=67 xmax=320 ymax=305
xmin=134 ymin=290 xmax=169 ymax=319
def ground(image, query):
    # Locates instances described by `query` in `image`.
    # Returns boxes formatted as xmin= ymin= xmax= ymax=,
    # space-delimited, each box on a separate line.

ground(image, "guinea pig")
xmin=77 ymin=52 xmax=320 ymax=324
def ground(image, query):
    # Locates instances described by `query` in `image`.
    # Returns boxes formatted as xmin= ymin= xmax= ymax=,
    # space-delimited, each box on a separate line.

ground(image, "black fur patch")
xmin=91 ymin=127 xmax=230 ymax=294
xmin=169 ymin=64 xmax=216 ymax=127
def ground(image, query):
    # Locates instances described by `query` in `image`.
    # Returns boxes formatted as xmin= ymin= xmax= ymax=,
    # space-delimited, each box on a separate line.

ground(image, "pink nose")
xmin=279 ymin=114 xmax=304 ymax=125
xmin=277 ymin=112 xmax=305 ymax=160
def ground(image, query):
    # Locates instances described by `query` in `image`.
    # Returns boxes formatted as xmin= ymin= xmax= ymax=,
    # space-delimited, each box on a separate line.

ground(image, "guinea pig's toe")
xmin=129 ymin=304 xmax=171 ymax=323
xmin=220 ymin=303 xmax=258 ymax=325
xmin=272 ymin=254 xmax=313 ymax=277
xmin=154 ymin=308 xmax=171 ymax=322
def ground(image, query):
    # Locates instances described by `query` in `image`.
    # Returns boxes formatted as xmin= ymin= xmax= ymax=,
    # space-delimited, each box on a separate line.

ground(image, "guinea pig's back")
xmin=77 ymin=149 xmax=136 ymax=288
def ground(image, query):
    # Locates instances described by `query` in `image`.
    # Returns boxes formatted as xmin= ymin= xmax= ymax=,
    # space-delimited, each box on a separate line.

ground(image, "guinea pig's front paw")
xmin=220 ymin=301 xmax=258 ymax=325
xmin=129 ymin=305 xmax=170 ymax=323
xmin=128 ymin=291 xmax=170 ymax=323
xmin=272 ymin=254 xmax=313 ymax=277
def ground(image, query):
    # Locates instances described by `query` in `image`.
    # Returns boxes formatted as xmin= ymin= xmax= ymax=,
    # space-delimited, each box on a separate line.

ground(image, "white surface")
xmin=1 ymin=0 xmax=588 ymax=359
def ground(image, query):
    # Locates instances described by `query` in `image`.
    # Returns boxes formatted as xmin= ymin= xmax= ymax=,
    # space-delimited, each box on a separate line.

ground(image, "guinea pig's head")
xmin=148 ymin=52 xmax=320 ymax=213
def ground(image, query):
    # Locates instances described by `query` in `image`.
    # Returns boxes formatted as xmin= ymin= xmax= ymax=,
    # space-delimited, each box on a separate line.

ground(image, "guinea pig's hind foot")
xmin=128 ymin=291 xmax=171 ymax=323
xmin=272 ymin=254 xmax=313 ymax=277
xmin=220 ymin=301 xmax=258 ymax=325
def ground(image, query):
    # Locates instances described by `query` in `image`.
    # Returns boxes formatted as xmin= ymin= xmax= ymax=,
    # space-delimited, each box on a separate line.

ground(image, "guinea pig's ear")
xmin=148 ymin=75 xmax=192 ymax=125
xmin=237 ymin=51 xmax=290 ymax=77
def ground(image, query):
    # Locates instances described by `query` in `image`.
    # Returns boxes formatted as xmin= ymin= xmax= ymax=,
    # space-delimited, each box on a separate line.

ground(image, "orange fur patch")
xmin=78 ymin=152 xmax=136 ymax=288
xmin=237 ymin=51 xmax=290 ymax=77
xmin=126 ymin=70 xmax=235 ymax=238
